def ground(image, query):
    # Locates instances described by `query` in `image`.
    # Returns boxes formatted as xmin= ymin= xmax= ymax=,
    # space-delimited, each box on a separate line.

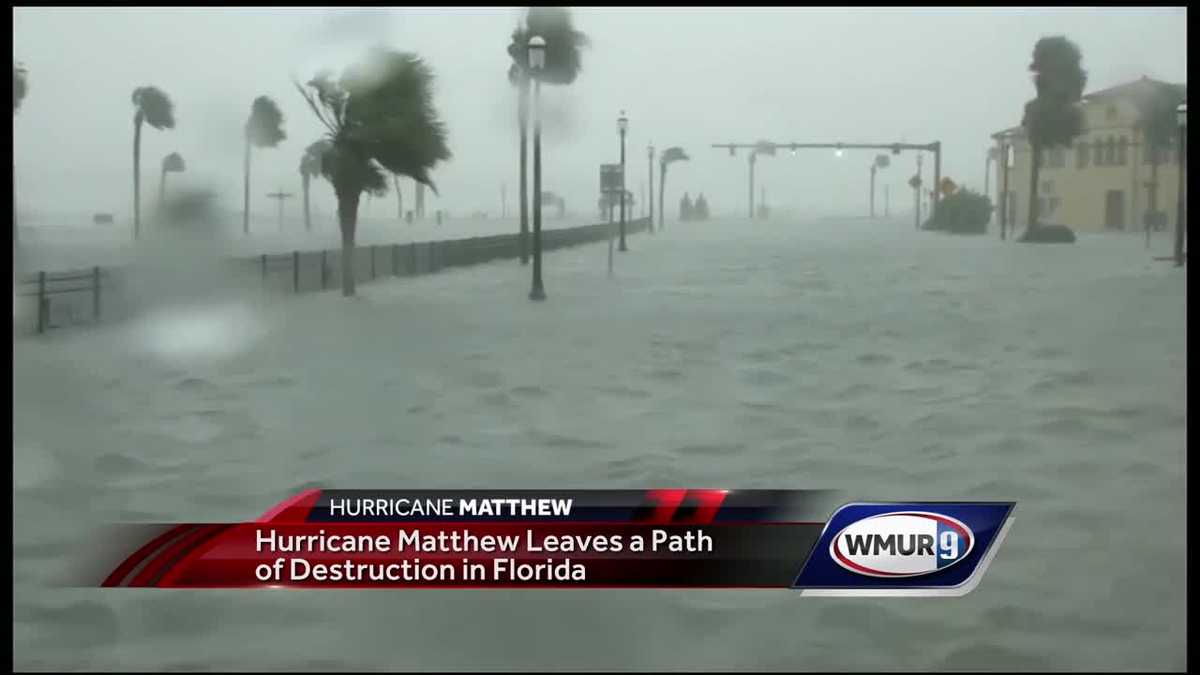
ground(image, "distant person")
xmin=695 ymin=193 xmax=709 ymax=221
xmin=680 ymin=192 xmax=693 ymax=221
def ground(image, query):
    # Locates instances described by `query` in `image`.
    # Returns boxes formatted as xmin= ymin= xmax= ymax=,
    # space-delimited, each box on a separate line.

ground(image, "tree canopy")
xmin=162 ymin=152 xmax=185 ymax=172
xmin=132 ymin=86 xmax=175 ymax=129
xmin=296 ymin=47 xmax=451 ymax=199
xmin=507 ymin=7 xmax=589 ymax=86
xmin=246 ymin=95 xmax=286 ymax=148
xmin=1022 ymin=36 xmax=1086 ymax=149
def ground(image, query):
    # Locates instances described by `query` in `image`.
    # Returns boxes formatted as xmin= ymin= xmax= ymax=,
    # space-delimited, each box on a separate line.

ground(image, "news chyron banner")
xmin=96 ymin=490 xmax=1015 ymax=595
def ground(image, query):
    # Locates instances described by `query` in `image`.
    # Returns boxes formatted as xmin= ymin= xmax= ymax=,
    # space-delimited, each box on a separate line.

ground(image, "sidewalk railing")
xmin=15 ymin=217 xmax=650 ymax=336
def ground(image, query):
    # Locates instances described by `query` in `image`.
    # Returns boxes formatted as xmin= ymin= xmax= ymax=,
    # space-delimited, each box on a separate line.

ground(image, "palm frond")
xmin=132 ymin=86 xmax=175 ymax=130
xmin=246 ymin=95 xmax=287 ymax=148
xmin=162 ymin=151 xmax=185 ymax=172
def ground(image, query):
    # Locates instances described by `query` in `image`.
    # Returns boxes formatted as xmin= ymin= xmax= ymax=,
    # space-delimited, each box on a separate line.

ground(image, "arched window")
xmin=1117 ymin=136 xmax=1128 ymax=165
xmin=1105 ymin=136 xmax=1117 ymax=165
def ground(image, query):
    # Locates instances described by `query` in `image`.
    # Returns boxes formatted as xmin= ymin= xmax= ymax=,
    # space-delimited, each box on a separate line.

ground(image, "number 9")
xmin=940 ymin=531 xmax=958 ymax=559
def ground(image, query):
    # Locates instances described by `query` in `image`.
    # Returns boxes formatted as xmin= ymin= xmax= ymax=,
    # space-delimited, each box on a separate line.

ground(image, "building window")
xmin=1117 ymin=136 xmax=1128 ymax=165
xmin=1105 ymin=136 xmax=1117 ymax=165
xmin=1049 ymin=197 xmax=1061 ymax=214
xmin=1042 ymin=180 xmax=1054 ymax=194
xmin=1094 ymin=139 xmax=1105 ymax=166
xmin=1077 ymin=141 xmax=1089 ymax=169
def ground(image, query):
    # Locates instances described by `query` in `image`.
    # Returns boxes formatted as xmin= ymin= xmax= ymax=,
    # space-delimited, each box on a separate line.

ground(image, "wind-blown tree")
xmin=295 ymin=48 xmax=450 ymax=296
xmin=14 ymin=62 xmax=27 ymax=247
xmin=159 ymin=152 xmax=185 ymax=207
xmin=299 ymin=139 xmax=328 ymax=232
xmin=132 ymin=86 xmax=175 ymax=239
xmin=507 ymin=7 xmax=588 ymax=265
xmin=658 ymin=146 xmax=690 ymax=230
xmin=1133 ymin=81 xmax=1187 ymax=244
xmin=243 ymin=96 xmax=286 ymax=234
xmin=1022 ymin=36 xmax=1086 ymax=233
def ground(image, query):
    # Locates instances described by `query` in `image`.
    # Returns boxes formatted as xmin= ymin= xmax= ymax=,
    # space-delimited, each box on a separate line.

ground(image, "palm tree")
xmin=295 ymin=48 xmax=450 ymax=296
xmin=299 ymin=139 xmax=327 ymax=232
xmin=159 ymin=152 xmax=185 ymax=207
xmin=507 ymin=7 xmax=588 ymax=265
xmin=132 ymin=86 xmax=175 ymax=239
xmin=14 ymin=62 xmax=27 ymax=248
xmin=243 ymin=96 xmax=286 ymax=234
xmin=658 ymin=146 xmax=690 ymax=230
xmin=1022 ymin=36 xmax=1086 ymax=234
xmin=1133 ymin=81 xmax=1187 ymax=246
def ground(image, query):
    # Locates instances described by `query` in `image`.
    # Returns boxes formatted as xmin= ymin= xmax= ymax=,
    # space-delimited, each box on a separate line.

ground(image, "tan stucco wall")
xmin=993 ymin=97 xmax=1184 ymax=233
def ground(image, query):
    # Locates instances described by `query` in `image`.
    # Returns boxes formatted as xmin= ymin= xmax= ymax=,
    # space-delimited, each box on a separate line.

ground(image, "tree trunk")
xmin=1027 ymin=142 xmax=1041 ymax=232
xmin=243 ymin=140 xmax=251 ymax=235
xmin=394 ymin=175 xmax=403 ymax=221
xmin=337 ymin=186 xmax=361 ymax=297
xmin=159 ymin=166 xmax=167 ymax=212
xmin=869 ymin=165 xmax=876 ymax=218
xmin=302 ymin=174 xmax=311 ymax=232
xmin=518 ymin=76 xmax=530 ymax=265
xmin=658 ymin=163 xmax=667 ymax=232
xmin=133 ymin=112 xmax=143 ymax=240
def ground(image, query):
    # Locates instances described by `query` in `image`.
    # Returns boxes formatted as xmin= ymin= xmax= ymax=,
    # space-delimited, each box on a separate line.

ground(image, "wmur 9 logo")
xmin=829 ymin=511 xmax=974 ymax=577
xmin=791 ymin=501 xmax=1015 ymax=597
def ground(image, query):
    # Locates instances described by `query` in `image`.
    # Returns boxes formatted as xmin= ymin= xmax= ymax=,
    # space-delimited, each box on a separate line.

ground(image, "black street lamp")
xmin=648 ymin=144 xmax=655 ymax=233
xmin=528 ymin=35 xmax=547 ymax=301
xmin=1176 ymin=101 xmax=1187 ymax=267
xmin=618 ymin=111 xmax=629 ymax=252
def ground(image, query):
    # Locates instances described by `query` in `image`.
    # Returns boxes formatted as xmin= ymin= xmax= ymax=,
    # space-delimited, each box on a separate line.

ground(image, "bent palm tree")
xmin=658 ymin=146 xmax=690 ymax=230
xmin=507 ymin=7 xmax=588 ymax=265
xmin=159 ymin=152 xmax=185 ymax=207
xmin=299 ymin=139 xmax=327 ymax=232
xmin=132 ymin=86 xmax=175 ymax=239
xmin=243 ymin=96 xmax=287 ymax=234
xmin=295 ymin=48 xmax=450 ymax=296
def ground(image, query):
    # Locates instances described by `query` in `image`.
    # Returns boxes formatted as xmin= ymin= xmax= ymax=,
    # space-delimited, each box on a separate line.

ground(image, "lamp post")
xmin=648 ymin=144 xmax=655 ymax=233
xmin=1175 ymin=101 xmax=1187 ymax=267
xmin=618 ymin=111 xmax=629 ymax=252
xmin=528 ymin=35 xmax=547 ymax=301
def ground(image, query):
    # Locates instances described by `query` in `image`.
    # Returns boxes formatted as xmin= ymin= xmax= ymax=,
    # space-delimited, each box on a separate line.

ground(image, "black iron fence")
xmin=15 ymin=217 xmax=650 ymax=335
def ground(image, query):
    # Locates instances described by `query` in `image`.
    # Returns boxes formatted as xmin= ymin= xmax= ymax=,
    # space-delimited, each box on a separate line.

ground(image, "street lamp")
xmin=618 ymin=111 xmax=629 ymax=252
xmin=1175 ymin=100 xmax=1187 ymax=267
xmin=648 ymin=143 xmax=655 ymax=233
xmin=528 ymin=35 xmax=547 ymax=301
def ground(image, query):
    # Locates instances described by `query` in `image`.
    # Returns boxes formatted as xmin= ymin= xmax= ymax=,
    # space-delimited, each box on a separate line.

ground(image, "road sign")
xmin=600 ymin=164 xmax=621 ymax=194
xmin=909 ymin=175 xmax=921 ymax=189
xmin=940 ymin=177 xmax=957 ymax=196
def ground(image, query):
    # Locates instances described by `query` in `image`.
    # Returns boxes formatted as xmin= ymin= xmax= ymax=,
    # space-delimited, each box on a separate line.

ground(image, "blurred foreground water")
xmin=13 ymin=217 xmax=1186 ymax=670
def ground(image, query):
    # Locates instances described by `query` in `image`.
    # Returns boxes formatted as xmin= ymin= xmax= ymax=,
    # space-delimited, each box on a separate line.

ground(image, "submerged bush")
xmin=922 ymin=189 xmax=992 ymax=235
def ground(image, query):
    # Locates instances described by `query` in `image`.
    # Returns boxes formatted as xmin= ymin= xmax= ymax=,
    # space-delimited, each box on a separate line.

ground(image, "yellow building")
xmin=991 ymin=76 xmax=1186 ymax=233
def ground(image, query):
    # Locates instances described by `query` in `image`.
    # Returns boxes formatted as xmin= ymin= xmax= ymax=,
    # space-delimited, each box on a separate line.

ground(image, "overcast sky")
xmin=12 ymin=7 xmax=1188 ymax=223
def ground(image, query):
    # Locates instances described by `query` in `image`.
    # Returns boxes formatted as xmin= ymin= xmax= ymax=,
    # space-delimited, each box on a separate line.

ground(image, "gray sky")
xmin=12 ymin=7 xmax=1188 ymax=222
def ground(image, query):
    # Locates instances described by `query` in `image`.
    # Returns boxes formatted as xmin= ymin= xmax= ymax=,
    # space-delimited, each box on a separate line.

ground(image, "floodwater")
xmin=13 ymin=217 xmax=1187 ymax=670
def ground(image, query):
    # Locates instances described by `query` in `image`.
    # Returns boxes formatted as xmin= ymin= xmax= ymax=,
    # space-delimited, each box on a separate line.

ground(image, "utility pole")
xmin=266 ymin=189 xmax=294 ymax=231
xmin=885 ymin=185 xmax=890 ymax=218
xmin=501 ymin=183 xmax=507 ymax=219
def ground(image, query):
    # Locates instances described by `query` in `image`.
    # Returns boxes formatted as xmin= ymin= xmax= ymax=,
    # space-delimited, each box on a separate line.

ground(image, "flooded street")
xmin=13 ymin=218 xmax=1187 ymax=670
